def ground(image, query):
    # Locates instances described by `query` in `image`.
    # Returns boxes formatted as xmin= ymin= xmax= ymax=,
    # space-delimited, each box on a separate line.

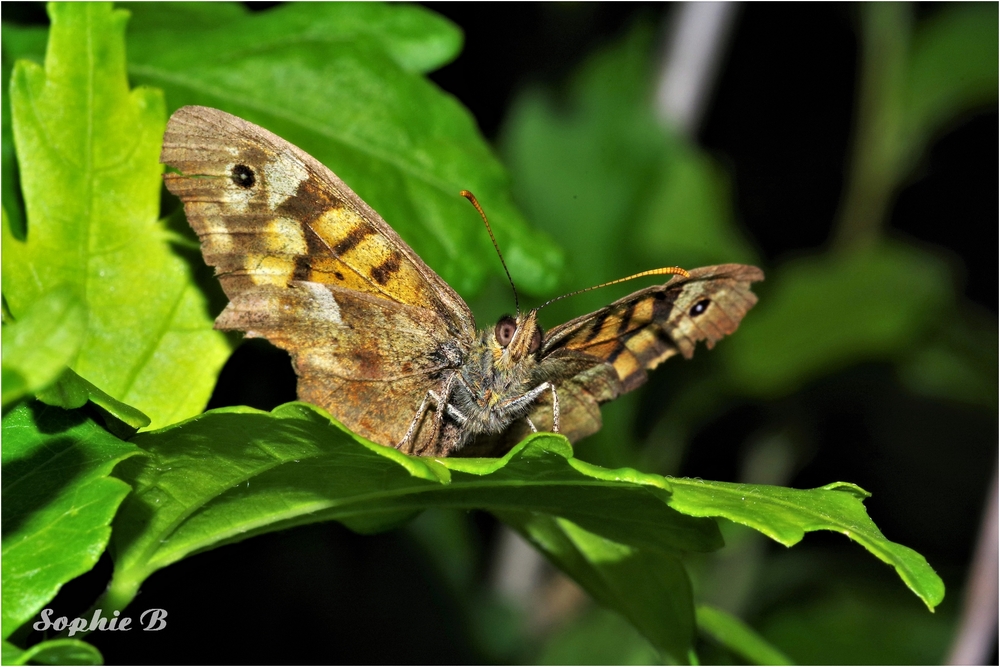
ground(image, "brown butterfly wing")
xmin=161 ymin=106 xmax=475 ymax=449
xmin=470 ymin=264 xmax=764 ymax=453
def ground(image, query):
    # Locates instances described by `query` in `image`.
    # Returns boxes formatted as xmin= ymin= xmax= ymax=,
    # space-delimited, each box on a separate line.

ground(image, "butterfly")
xmin=161 ymin=106 xmax=763 ymax=457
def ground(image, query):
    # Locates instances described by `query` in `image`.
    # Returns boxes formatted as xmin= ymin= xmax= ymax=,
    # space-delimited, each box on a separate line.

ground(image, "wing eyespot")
xmin=231 ymin=164 xmax=256 ymax=189
xmin=495 ymin=316 xmax=516 ymax=347
xmin=690 ymin=299 xmax=711 ymax=317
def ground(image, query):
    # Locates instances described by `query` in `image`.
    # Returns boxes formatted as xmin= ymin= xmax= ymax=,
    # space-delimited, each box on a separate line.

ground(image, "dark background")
xmin=17 ymin=3 xmax=996 ymax=664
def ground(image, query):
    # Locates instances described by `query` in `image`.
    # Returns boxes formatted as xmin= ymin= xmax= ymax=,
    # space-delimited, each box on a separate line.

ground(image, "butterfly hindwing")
xmin=493 ymin=264 xmax=764 ymax=447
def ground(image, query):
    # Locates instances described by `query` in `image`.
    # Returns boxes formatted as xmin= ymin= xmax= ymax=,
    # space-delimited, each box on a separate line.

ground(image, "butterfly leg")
xmin=396 ymin=392 xmax=435 ymax=450
xmin=498 ymin=381 xmax=560 ymax=432
xmin=549 ymin=383 xmax=560 ymax=433
xmin=397 ymin=375 xmax=469 ymax=453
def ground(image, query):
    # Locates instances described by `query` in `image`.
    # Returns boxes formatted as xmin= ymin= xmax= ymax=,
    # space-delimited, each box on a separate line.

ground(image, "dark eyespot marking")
xmin=334 ymin=271 xmax=345 ymax=281
xmin=690 ymin=299 xmax=711 ymax=317
xmin=529 ymin=325 xmax=543 ymax=355
xmin=231 ymin=164 xmax=255 ymax=189
xmin=495 ymin=315 xmax=516 ymax=348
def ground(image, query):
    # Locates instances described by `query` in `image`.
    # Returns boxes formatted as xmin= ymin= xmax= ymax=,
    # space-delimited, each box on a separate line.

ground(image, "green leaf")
xmin=1 ymin=402 xmax=143 ymax=640
xmin=125 ymin=2 xmax=560 ymax=297
xmin=116 ymin=1 xmax=249 ymax=33
xmin=125 ymin=2 xmax=462 ymax=75
xmin=1 ymin=285 xmax=87 ymax=409
xmin=897 ymin=309 xmax=998 ymax=407
xmin=696 ymin=605 xmax=793 ymax=666
xmin=36 ymin=368 xmax=151 ymax=438
xmin=3 ymin=3 xmax=231 ymax=429
xmin=105 ymin=403 xmax=721 ymax=613
xmin=1 ymin=21 xmax=48 ymax=239
xmin=536 ymin=607 xmax=661 ymax=665
xmin=722 ymin=242 xmax=952 ymax=397
xmin=758 ymin=586 xmax=953 ymax=664
xmin=667 ymin=478 xmax=945 ymax=610
xmin=904 ymin=3 xmax=999 ymax=144
xmin=7 ymin=638 xmax=103 ymax=666
xmin=500 ymin=19 xmax=756 ymax=307
xmin=500 ymin=512 xmax=694 ymax=663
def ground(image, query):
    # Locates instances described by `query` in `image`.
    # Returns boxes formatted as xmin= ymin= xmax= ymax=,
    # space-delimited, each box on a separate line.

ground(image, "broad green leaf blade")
xmin=126 ymin=3 xmax=560 ymax=297
xmin=904 ymin=4 xmax=999 ymax=145
xmin=3 ymin=3 xmax=231 ymax=429
xmin=9 ymin=638 xmax=103 ymax=666
xmin=126 ymin=2 xmax=462 ymax=75
xmin=1 ymin=402 xmax=143 ymax=640
xmin=106 ymin=403 xmax=720 ymax=611
xmin=667 ymin=478 xmax=945 ymax=610
xmin=499 ymin=511 xmax=695 ymax=664
xmin=1 ymin=285 xmax=86 ymax=408
xmin=696 ymin=605 xmax=793 ymax=666
xmin=116 ymin=1 xmax=249 ymax=33
xmin=722 ymin=242 xmax=952 ymax=397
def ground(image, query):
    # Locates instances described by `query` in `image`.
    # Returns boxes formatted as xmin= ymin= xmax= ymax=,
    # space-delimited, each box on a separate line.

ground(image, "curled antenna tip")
xmin=460 ymin=190 xmax=520 ymax=315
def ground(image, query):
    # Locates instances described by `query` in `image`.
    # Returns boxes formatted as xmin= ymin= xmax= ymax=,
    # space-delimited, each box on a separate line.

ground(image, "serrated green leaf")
xmin=3 ymin=3 xmax=231 ymax=429
xmin=10 ymin=638 xmax=103 ymax=666
xmin=1 ymin=22 xmax=48 ymax=239
xmin=1 ymin=402 xmax=143 ymax=640
xmin=696 ymin=605 xmax=793 ymax=666
xmin=500 ymin=512 xmax=694 ymax=663
xmin=722 ymin=242 xmax=952 ymax=397
xmin=904 ymin=3 xmax=999 ymax=144
xmin=1 ymin=285 xmax=86 ymax=408
xmin=104 ymin=402 xmax=720 ymax=613
xmin=124 ymin=2 xmax=559 ymax=298
xmin=667 ymin=477 xmax=945 ymax=610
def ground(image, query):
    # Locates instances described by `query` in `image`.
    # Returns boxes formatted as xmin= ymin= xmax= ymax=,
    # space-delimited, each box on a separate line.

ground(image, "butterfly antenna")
xmin=461 ymin=190 xmax=520 ymax=316
xmin=538 ymin=266 xmax=691 ymax=310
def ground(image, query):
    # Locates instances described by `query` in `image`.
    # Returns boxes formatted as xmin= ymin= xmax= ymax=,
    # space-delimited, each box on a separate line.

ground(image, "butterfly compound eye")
xmin=529 ymin=326 xmax=543 ymax=354
xmin=689 ymin=299 xmax=711 ymax=317
xmin=495 ymin=316 xmax=516 ymax=348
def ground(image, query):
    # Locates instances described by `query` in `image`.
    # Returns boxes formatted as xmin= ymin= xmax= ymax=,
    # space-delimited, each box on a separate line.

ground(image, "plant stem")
xmin=833 ymin=3 xmax=911 ymax=251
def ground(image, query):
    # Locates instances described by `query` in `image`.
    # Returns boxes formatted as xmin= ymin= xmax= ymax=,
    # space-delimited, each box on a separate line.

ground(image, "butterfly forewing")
xmin=161 ymin=106 xmax=476 ymax=449
xmin=161 ymin=106 xmax=474 ymax=337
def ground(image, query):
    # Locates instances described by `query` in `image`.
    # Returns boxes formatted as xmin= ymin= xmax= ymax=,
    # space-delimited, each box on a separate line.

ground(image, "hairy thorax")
xmin=448 ymin=327 xmax=542 ymax=438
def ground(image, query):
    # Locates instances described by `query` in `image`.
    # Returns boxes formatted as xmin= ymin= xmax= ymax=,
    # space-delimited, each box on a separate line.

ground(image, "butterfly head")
xmin=491 ymin=310 xmax=543 ymax=367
